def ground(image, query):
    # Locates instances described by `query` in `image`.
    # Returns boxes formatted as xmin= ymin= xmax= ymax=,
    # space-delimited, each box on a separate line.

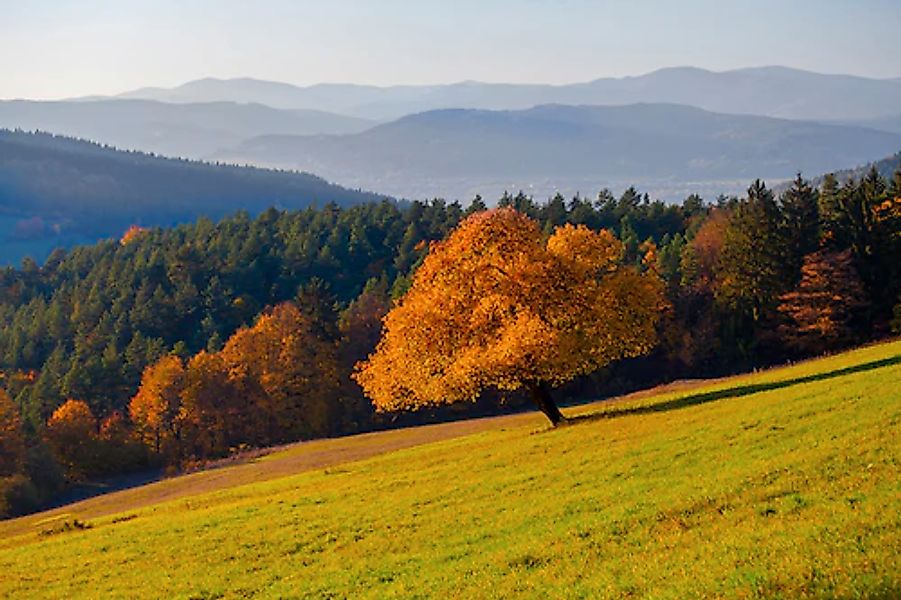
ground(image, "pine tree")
xmin=779 ymin=173 xmax=820 ymax=279
xmin=818 ymin=173 xmax=844 ymax=248
xmin=465 ymin=195 xmax=487 ymax=216
xmin=716 ymin=180 xmax=789 ymax=323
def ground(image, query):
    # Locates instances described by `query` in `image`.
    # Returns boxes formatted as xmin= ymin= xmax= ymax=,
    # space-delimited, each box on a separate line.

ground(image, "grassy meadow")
xmin=0 ymin=340 xmax=899 ymax=598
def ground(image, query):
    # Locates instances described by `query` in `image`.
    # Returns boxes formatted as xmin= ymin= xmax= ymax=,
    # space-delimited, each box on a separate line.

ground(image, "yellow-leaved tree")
xmin=354 ymin=208 xmax=665 ymax=425
xmin=45 ymin=399 xmax=98 ymax=480
xmin=129 ymin=355 xmax=186 ymax=458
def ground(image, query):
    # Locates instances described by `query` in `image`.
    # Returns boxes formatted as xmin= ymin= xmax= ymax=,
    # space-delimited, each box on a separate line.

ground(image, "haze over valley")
xmin=2 ymin=65 xmax=901 ymax=264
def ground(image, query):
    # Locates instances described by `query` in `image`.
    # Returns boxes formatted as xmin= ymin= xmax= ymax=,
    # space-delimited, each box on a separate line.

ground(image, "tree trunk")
xmin=529 ymin=381 xmax=565 ymax=426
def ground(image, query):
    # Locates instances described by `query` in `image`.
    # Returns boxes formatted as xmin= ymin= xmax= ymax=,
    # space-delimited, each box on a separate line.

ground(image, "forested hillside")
xmin=0 ymin=167 xmax=898 ymax=517
xmin=0 ymin=99 xmax=374 ymax=158
xmin=826 ymin=151 xmax=901 ymax=185
xmin=0 ymin=129 xmax=387 ymax=265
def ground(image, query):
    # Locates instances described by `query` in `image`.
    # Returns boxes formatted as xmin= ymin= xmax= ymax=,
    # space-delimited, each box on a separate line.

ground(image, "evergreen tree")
xmin=779 ymin=174 xmax=820 ymax=279
xmin=818 ymin=173 xmax=843 ymax=248
xmin=465 ymin=194 xmax=487 ymax=216
xmin=716 ymin=180 xmax=789 ymax=323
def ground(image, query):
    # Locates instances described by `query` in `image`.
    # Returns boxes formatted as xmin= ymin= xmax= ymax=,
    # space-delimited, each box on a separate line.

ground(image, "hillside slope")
xmin=0 ymin=99 xmax=375 ymax=159
xmin=213 ymin=103 xmax=901 ymax=200
xmin=0 ymin=129 xmax=388 ymax=265
xmin=1 ymin=340 xmax=898 ymax=598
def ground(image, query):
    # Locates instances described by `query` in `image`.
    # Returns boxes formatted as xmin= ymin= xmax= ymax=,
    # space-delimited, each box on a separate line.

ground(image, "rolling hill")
xmin=0 ymin=129 xmax=389 ymax=266
xmin=0 ymin=99 xmax=374 ymax=159
xmin=1 ymin=340 xmax=898 ymax=598
xmin=212 ymin=103 xmax=901 ymax=201
xmin=836 ymin=114 xmax=901 ymax=135
xmin=112 ymin=67 xmax=901 ymax=122
xmin=797 ymin=151 xmax=901 ymax=192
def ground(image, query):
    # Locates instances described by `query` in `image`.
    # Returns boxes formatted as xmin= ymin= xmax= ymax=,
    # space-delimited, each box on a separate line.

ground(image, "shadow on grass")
xmin=566 ymin=354 xmax=901 ymax=426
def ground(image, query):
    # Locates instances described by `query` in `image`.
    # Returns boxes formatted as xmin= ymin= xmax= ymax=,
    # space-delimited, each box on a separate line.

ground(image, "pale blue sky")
xmin=2 ymin=0 xmax=900 ymax=99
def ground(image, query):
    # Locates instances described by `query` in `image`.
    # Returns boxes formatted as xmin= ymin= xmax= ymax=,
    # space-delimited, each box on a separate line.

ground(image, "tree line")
xmin=1 ymin=168 xmax=898 ymax=517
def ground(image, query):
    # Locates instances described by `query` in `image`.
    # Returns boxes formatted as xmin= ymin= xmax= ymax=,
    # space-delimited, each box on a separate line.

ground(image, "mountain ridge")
xmin=0 ymin=129 xmax=390 ymax=265
xmin=103 ymin=66 xmax=901 ymax=121
xmin=0 ymin=98 xmax=375 ymax=159
xmin=211 ymin=102 xmax=901 ymax=201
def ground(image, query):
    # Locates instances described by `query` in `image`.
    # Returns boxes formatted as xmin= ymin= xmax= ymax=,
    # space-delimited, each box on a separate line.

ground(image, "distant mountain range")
xmin=0 ymin=99 xmax=373 ymax=158
xmin=107 ymin=67 xmax=901 ymax=122
xmin=0 ymin=65 xmax=899 ymax=257
xmin=0 ymin=130 xmax=388 ymax=265
xmin=210 ymin=103 xmax=901 ymax=201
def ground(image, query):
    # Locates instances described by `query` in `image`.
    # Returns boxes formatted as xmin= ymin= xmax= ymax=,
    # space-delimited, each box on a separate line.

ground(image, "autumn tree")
xmin=179 ymin=350 xmax=235 ymax=458
xmin=129 ymin=355 xmax=186 ymax=458
xmin=354 ymin=208 xmax=665 ymax=425
xmin=778 ymin=249 xmax=868 ymax=353
xmin=0 ymin=389 xmax=25 ymax=477
xmin=659 ymin=208 xmax=731 ymax=371
xmin=45 ymin=399 xmax=99 ymax=480
xmin=680 ymin=208 xmax=730 ymax=294
xmin=218 ymin=303 xmax=342 ymax=445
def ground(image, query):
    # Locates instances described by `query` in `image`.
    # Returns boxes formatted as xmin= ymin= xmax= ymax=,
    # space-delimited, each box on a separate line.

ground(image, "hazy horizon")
xmin=2 ymin=0 xmax=900 ymax=100
xmin=72 ymin=64 xmax=901 ymax=99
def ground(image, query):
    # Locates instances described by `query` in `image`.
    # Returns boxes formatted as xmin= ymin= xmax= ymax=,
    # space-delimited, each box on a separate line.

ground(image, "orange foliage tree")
xmin=680 ymin=207 xmax=730 ymax=294
xmin=178 ymin=350 xmax=235 ymax=458
xmin=778 ymin=249 xmax=869 ymax=353
xmin=354 ymin=208 xmax=665 ymax=425
xmin=45 ymin=399 xmax=99 ymax=480
xmin=130 ymin=303 xmax=343 ymax=463
xmin=0 ymin=389 xmax=25 ymax=477
xmin=129 ymin=355 xmax=186 ymax=458
xmin=217 ymin=303 xmax=341 ymax=445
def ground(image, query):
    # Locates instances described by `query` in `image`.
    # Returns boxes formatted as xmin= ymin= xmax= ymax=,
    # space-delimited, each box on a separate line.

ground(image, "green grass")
xmin=1 ymin=341 xmax=899 ymax=599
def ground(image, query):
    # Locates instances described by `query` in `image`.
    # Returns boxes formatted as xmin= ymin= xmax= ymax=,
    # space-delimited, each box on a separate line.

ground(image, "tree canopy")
xmin=355 ymin=208 xmax=665 ymax=424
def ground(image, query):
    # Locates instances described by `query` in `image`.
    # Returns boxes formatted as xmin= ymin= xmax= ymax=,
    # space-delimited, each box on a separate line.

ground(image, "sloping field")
xmin=1 ymin=341 xmax=899 ymax=598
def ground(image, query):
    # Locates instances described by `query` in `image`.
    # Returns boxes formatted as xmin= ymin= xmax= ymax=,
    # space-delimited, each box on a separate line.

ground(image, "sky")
xmin=2 ymin=0 xmax=900 ymax=99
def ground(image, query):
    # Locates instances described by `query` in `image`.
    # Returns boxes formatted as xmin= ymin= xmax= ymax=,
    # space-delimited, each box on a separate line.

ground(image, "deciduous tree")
xmin=219 ymin=303 xmax=341 ymax=444
xmin=778 ymin=249 xmax=868 ymax=353
xmin=129 ymin=355 xmax=186 ymax=458
xmin=179 ymin=350 xmax=235 ymax=458
xmin=354 ymin=208 xmax=665 ymax=425
xmin=680 ymin=208 xmax=729 ymax=294
xmin=45 ymin=399 xmax=98 ymax=480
